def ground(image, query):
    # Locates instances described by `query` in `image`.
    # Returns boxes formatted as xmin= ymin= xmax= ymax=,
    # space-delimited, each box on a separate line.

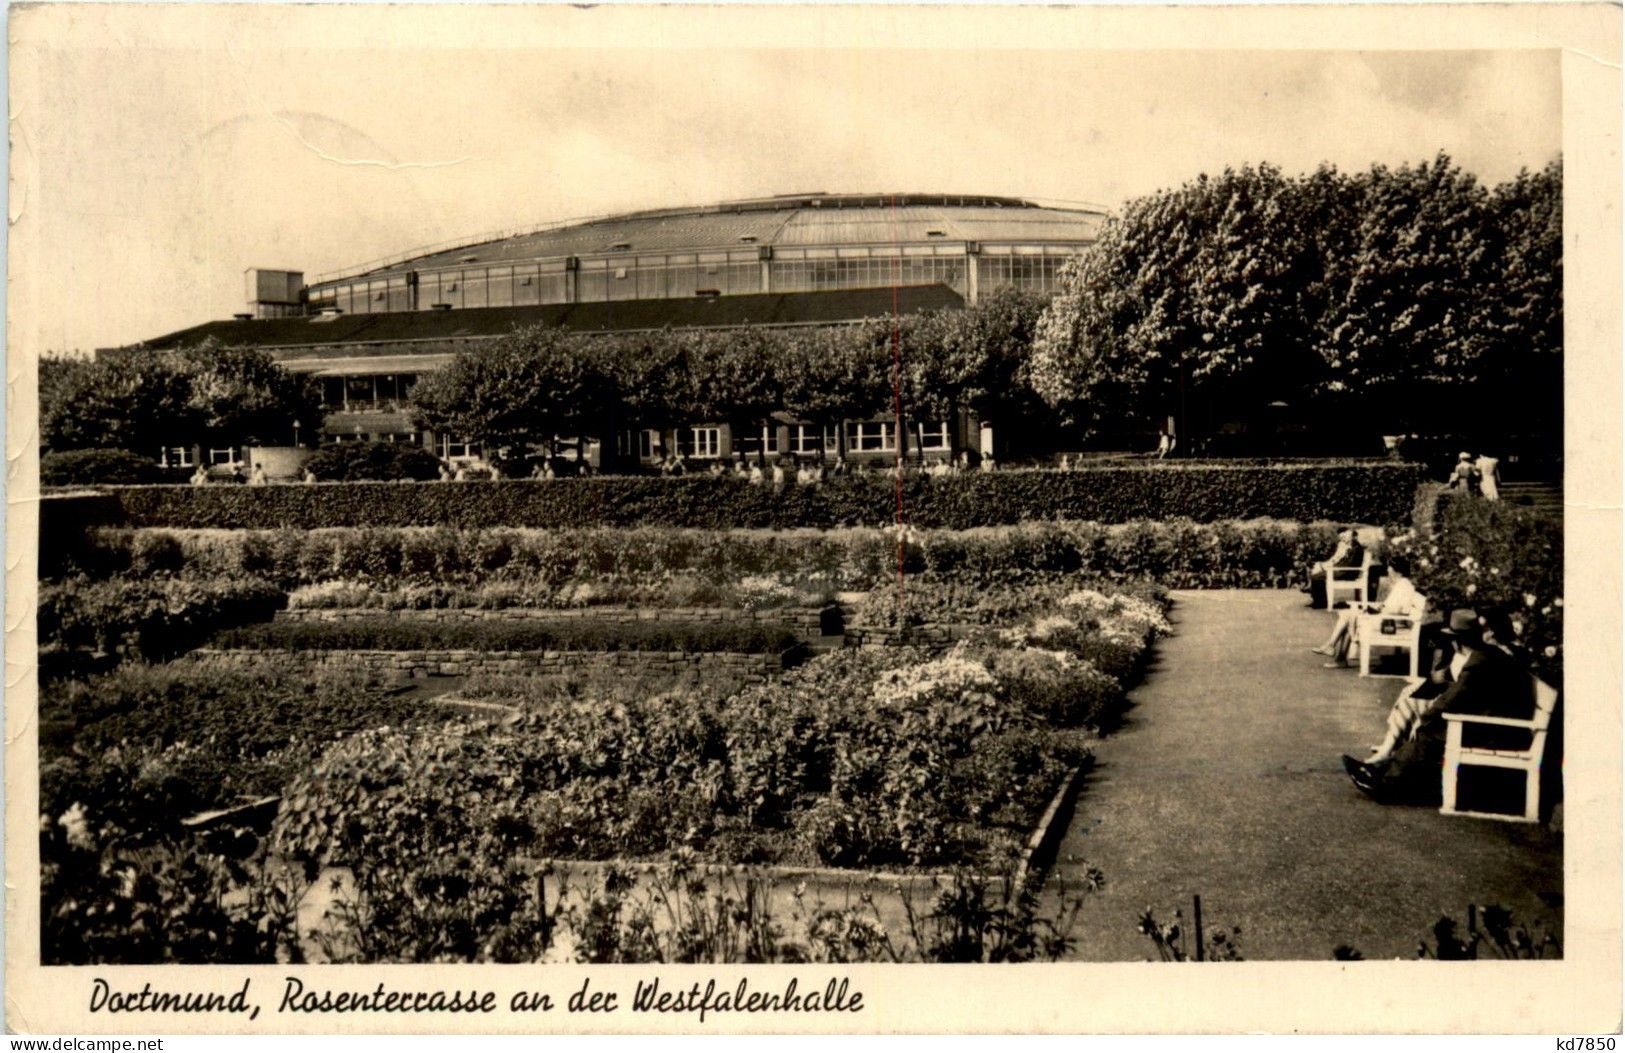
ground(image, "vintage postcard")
xmin=6 ymin=1 xmax=1620 ymax=1036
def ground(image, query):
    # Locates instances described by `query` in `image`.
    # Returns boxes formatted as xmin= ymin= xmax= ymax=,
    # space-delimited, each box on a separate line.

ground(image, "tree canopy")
xmin=41 ymin=344 xmax=318 ymax=455
xmin=1031 ymin=154 xmax=1562 ymax=445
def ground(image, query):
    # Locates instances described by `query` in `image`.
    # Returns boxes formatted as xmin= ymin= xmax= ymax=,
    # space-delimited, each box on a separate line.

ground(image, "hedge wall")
xmin=97 ymin=463 xmax=1426 ymax=529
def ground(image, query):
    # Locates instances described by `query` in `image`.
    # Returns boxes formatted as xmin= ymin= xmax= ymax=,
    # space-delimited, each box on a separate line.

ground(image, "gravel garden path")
xmin=1049 ymin=589 xmax=1564 ymax=961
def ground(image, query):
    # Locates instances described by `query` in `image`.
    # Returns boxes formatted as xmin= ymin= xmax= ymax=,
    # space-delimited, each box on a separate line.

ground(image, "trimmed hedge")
xmin=94 ymin=463 xmax=1426 ymax=529
xmin=212 ymin=616 xmax=800 ymax=654
xmin=41 ymin=448 xmax=164 ymax=487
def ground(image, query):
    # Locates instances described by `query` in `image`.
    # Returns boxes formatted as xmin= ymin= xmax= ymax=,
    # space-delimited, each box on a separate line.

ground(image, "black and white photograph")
xmin=6 ymin=1 xmax=1620 ymax=1036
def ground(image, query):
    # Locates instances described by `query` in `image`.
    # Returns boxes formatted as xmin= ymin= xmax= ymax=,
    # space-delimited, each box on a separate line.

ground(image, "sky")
xmin=10 ymin=7 xmax=1563 ymax=357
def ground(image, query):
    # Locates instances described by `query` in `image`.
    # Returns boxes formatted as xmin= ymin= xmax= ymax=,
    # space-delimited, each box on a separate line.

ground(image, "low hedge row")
xmin=89 ymin=518 xmax=1341 ymax=593
xmin=38 ymin=577 xmax=286 ymax=668
xmin=212 ymin=616 xmax=801 ymax=654
xmin=89 ymin=463 xmax=1425 ymax=529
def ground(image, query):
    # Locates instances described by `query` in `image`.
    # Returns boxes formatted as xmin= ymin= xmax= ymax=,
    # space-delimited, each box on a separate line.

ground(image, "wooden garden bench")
xmin=1440 ymin=673 xmax=1560 ymax=823
xmin=1326 ymin=554 xmax=1376 ymax=608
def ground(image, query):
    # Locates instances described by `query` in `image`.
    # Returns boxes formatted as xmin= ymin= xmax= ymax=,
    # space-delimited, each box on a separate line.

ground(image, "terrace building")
xmin=110 ymin=193 xmax=1105 ymax=471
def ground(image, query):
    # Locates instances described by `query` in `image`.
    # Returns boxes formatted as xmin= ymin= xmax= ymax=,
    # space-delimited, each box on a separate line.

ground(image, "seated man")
xmin=1342 ymin=608 xmax=1529 ymax=797
xmin=1305 ymin=526 xmax=1364 ymax=609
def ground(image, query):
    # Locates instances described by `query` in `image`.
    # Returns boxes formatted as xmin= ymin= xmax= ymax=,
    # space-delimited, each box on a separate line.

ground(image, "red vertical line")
xmin=889 ymin=194 xmax=906 ymax=611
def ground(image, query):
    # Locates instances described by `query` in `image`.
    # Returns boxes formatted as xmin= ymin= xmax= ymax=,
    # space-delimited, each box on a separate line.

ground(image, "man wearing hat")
xmin=1342 ymin=608 xmax=1528 ymax=796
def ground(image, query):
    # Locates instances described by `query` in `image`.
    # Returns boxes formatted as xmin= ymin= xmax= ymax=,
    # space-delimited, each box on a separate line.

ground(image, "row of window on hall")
xmin=305 ymin=246 xmax=1086 ymax=315
xmin=625 ymin=421 xmax=950 ymax=461
xmin=319 ymin=374 xmax=421 ymax=411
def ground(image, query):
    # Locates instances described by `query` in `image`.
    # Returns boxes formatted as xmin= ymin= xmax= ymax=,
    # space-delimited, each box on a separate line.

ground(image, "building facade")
xmin=118 ymin=193 xmax=1104 ymax=471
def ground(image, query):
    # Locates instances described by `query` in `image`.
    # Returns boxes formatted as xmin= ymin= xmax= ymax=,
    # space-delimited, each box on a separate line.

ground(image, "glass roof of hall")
xmin=322 ymin=195 xmax=1106 ymax=284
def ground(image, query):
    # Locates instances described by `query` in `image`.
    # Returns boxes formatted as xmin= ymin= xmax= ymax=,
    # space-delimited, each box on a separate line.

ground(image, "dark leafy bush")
xmin=40 ymin=658 xmax=442 ymax=825
xmin=41 ymin=448 xmax=163 ymax=487
xmin=212 ymin=616 xmax=800 ymax=654
xmin=38 ymin=577 xmax=285 ymax=665
xmin=1392 ymin=491 xmax=1563 ymax=682
xmin=303 ymin=441 xmax=444 ymax=482
xmin=100 ymin=463 xmax=1426 ymax=530
xmin=38 ymin=659 xmax=446 ymax=965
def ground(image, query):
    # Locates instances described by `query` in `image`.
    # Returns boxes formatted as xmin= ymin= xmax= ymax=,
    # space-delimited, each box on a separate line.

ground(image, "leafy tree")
xmin=1314 ymin=155 xmax=1498 ymax=432
xmin=779 ymin=322 xmax=894 ymax=458
xmin=1033 ymin=154 xmax=1561 ymax=447
xmin=409 ymin=326 xmax=614 ymax=464
xmin=1474 ymin=160 xmax=1562 ymax=448
xmin=40 ymin=350 xmax=199 ymax=456
xmin=1031 ymin=163 xmax=1333 ymax=439
xmin=181 ymin=342 xmax=322 ymax=447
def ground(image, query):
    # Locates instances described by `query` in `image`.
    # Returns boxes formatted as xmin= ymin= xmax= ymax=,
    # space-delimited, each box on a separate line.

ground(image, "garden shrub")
xmin=1392 ymin=491 xmax=1563 ymax=682
xmin=302 ymin=441 xmax=443 ymax=482
xmin=41 ymin=448 xmax=163 ymax=487
xmin=212 ymin=616 xmax=801 ymax=655
xmin=38 ymin=576 xmax=285 ymax=665
xmin=38 ymin=659 xmax=457 ymax=966
xmin=99 ymin=463 xmax=1426 ymax=530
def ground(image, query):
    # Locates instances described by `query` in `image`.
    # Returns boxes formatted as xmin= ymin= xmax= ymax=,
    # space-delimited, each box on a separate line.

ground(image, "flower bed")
xmin=196 ymin=646 xmax=802 ymax=685
xmin=273 ymin=584 xmax=1168 ymax=875
xmin=88 ymin=463 xmax=1427 ymax=530
xmin=39 ymin=659 xmax=445 ymax=833
xmin=211 ymin=616 xmax=801 ymax=655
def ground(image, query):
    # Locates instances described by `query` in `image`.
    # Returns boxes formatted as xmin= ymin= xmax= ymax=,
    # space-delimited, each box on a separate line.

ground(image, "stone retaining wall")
xmin=843 ymin=624 xmax=972 ymax=650
xmin=275 ymin=604 xmax=840 ymax=637
xmin=193 ymin=645 xmax=803 ymax=686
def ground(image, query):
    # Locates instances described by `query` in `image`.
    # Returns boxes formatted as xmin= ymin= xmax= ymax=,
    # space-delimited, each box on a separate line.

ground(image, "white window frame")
xmin=847 ymin=421 xmax=897 ymax=453
xmin=791 ymin=424 xmax=823 ymax=455
xmin=208 ymin=447 xmax=240 ymax=466
xmin=159 ymin=446 xmax=195 ymax=469
xmin=918 ymin=422 xmax=951 ymax=450
xmin=438 ymin=434 xmax=481 ymax=461
xmin=690 ymin=427 xmax=722 ymax=459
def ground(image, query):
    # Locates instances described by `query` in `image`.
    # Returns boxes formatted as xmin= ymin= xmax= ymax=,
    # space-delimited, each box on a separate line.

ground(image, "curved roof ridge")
xmin=312 ymin=192 xmax=1107 ymax=285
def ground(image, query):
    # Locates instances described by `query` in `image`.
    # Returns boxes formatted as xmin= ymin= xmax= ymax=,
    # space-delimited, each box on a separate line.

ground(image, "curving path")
xmin=1049 ymin=590 xmax=1564 ymax=961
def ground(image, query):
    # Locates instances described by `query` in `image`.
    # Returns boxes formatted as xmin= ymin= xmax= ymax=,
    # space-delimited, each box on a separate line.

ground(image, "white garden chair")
xmin=1440 ymin=675 xmax=1560 ymax=823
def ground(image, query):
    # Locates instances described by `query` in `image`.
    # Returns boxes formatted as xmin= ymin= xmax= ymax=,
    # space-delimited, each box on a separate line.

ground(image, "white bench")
xmin=1357 ymin=599 xmax=1426 ymax=679
xmin=1441 ymin=675 xmax=1559 ymax=823
xmin=1325 ymin=554 xmax=1375 ymax=608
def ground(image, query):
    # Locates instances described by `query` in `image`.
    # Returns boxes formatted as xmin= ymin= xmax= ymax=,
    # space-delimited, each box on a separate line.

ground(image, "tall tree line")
xmin=1029 ymin=154 xmax=1562 ymax=452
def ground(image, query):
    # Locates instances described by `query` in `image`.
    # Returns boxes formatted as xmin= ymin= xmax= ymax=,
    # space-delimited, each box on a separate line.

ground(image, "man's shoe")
xmin=1341 ymin=755 xmax=1381 ymax=795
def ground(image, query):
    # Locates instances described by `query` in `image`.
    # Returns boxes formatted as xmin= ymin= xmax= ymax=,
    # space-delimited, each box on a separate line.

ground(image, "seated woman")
xmin=1312 ymin=553 xmax=1420 ymax=668
xmin=1304 ymin=526 xmax=1365 ymax=609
